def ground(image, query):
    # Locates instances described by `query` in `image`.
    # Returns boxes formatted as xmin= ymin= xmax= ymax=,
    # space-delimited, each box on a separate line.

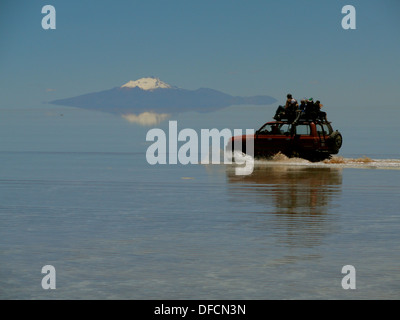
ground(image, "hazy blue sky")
xmin=0 ymin=0 xmax=399 ymax=109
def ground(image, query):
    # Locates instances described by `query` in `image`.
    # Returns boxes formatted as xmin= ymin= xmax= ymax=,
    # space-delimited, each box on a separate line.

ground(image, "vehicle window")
xmin=279 ymin=124 xmax=292 ymax=135
xmin=258 ymin=124 xmax=273 ymax=134
xmin=258 ymin=123 xmax=292 ymax=135
xmin=295 ymin=124 xmax=310 ymax=135
xmin=317 ymin=124 xmax=331 ymax=135
xmin=322 ymin=124 xmax=332 ymax=134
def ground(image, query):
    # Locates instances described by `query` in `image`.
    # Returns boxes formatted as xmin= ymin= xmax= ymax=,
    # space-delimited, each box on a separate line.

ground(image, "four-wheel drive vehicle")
xmin=227 ymin=120 xmax=342 ymax=162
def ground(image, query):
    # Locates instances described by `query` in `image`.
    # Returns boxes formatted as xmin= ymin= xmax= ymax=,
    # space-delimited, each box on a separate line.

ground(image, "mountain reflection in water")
xmin=226 ymin=166 xmax=343 ymax=248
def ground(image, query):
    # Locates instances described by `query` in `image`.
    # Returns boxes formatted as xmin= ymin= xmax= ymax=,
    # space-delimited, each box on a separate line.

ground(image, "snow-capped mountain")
xmin=121 ymin=77 xmax=173 ymax=90
xmin=50 ymin=77 xmax=277 ymax=114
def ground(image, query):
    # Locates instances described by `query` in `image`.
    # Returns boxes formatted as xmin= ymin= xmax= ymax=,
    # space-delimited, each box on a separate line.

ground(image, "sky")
xmin=0 ymin=0 xmax=399 ymax=110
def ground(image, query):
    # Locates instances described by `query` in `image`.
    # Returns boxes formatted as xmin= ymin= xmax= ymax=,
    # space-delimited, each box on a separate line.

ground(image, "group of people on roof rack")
xmin=274 ymin=94 xmax=328 ymax=124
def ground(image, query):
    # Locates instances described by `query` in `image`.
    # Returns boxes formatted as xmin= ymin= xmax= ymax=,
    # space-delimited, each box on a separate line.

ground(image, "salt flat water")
xmin=0 ymin=105 xmax=400 ymax=299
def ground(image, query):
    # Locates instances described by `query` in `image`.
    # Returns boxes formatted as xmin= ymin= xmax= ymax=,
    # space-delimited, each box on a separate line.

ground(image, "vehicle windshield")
xmin=258 ymin=123 xmax=292 ymax=135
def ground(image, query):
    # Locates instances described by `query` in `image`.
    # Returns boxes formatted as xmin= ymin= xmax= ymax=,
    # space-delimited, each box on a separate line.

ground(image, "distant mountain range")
xmin=49 ymin=77 xmax=277 ymax=114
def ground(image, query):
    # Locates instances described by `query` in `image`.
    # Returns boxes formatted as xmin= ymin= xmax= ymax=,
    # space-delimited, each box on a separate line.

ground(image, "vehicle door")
xmin=292 ymin=124 xmax=314 ymax=151
xmin=256 ymin=123 xmax=293 ymax=155
xmin=315 ymin=123 xmax=331 ymax=148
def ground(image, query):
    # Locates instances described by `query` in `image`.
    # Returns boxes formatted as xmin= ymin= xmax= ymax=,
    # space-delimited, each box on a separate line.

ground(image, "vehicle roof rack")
xmin=275 ymin=117 xmax=330 ymax=125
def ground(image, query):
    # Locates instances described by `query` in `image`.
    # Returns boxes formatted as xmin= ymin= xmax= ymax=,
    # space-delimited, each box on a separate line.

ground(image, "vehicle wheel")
xmin=328 ymin=131 xmax=342 ymax=152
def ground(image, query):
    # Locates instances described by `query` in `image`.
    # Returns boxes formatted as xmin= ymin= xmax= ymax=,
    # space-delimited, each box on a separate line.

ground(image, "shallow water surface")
xmin=0 ymin=106 xmax=400 ymax=299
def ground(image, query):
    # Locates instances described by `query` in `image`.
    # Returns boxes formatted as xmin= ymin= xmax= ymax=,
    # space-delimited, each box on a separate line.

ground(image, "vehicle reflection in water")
xmin=226 ymin=165 xmax=343 ymax=248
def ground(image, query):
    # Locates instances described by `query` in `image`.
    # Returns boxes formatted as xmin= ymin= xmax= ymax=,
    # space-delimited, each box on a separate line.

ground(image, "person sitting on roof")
xmin=286 ymin=98 xmax=298 ymax=122
xmin=285 ymin=94 xmax=293 ymax=108
xmin=274 ymin=93 xmax=293 ymax=121
xmin=304 ymin=98 xmax=316 ymax=120
xmin=299 ymin=99 xmax=307 ymax=111
xmin=315 ymin=100 xmax=328 ymax=122
xmin=292 ymin=99 xmax=306 ymax=125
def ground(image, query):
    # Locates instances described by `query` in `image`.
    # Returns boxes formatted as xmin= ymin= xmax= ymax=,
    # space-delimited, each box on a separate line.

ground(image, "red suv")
xmin=228 ymin=120 xmax=342 ymax=162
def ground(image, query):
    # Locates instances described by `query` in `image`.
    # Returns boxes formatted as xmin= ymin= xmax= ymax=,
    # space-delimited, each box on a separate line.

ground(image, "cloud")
xmin=122 ymin=112 xmax=170 ymax=126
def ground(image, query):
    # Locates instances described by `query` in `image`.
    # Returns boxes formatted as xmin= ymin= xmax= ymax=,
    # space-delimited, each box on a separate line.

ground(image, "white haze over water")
xmin=122 ymin=112 xmax=170 ymax=126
